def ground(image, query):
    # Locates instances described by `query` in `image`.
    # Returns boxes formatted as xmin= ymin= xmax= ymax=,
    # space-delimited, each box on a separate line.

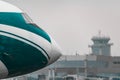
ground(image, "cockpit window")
xmin=22 ymin=13 xmax=33 ymax=23
xmin=22 ymin=13 xmax=51 ymax=43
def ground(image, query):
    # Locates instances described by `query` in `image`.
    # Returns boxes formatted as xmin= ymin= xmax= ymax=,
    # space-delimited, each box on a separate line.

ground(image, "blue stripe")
xmin=0 ymin=30 xmax=50 ymax=60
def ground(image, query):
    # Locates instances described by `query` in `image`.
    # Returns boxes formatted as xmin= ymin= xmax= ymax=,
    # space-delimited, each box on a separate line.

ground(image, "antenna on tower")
xmin=98 ymin=30 xmax=101 ymax=37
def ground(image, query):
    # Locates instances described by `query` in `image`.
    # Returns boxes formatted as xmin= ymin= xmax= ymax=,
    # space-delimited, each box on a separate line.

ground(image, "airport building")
xmin=8 ymin=34 xmax=120 ymax=80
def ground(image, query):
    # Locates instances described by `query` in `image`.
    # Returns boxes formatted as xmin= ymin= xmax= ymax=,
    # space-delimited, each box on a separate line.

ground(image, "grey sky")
xmin=4 ymin=0 xmax=120 ymax=56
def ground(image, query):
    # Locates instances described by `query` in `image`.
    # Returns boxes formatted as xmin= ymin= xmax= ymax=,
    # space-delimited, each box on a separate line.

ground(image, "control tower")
xmin=89 ymin=32 xmax=113 ymax=56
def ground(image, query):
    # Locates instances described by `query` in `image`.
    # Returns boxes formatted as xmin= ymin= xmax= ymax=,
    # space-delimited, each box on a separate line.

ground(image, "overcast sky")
xmin=4 ymin=0 xmax=120 ymax=56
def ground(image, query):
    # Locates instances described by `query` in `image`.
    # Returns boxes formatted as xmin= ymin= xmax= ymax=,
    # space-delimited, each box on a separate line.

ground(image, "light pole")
xmin=84 ymin=54 xmax=88 ymax=78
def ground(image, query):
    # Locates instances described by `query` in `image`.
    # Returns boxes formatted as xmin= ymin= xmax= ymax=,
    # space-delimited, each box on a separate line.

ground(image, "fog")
xmin=4 ymin=0 xmax=120 ymax=56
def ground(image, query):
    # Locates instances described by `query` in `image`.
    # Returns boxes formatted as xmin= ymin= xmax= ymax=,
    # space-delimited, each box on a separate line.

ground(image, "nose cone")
xmin=47 ymin=39 xmax=62 ymax=65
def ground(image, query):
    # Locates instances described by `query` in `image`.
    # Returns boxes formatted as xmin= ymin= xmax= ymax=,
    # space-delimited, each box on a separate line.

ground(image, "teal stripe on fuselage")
xmin=0 ymin=35 xmax=48 ymax=77
xmin=0 ymin=30 xmax=50 ymax=60
xmin=0 ymin=12 xmax=51 ymax=43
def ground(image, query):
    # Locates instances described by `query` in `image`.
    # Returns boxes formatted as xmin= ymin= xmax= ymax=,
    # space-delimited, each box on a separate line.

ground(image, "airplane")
xmin=0 ymin=0 xmax=62 ymax=79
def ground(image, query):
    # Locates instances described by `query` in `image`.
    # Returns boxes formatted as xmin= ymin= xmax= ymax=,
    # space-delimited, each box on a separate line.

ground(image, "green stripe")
xmin=0 ymin=12 xmax=51 ymax=43
xmin=0 ymin=35 xmax=48 ymax=77
xmin=0 ymin=30 xmax=50 ymax=60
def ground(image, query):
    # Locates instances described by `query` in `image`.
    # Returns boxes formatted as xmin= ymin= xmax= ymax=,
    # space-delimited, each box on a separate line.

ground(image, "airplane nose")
xmin=47 ymin=39 xmax=62 ymax=65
